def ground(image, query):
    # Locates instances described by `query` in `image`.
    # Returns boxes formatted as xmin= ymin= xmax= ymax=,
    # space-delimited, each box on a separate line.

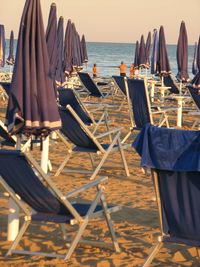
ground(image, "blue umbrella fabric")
xmin=150 ymin=29 xmax=158 ymax=75
xmin=5 ymin=0 xmax=61 ymax=136
xmin=71 ymin=23 xmax=82 ymax=69
xmin=176 ymin=21 xmax=189 ymax=82
xmin=81 ymin=34 xmax=88 ymax=63
xmin=192 ymin=42 xmax=198 ymax=76
xmin=145 ymin=31 xmax=151 ymax=68
xmin=46 ymin=3 xmax=58 ymax=81
xmin=138 ymin=35 xmax=146 ymax=69
xmin=156 ymin=25 xmax=171 ymax=76
xmin=192 ymin=36 xmax=200 ymax=88
xmin=6 ymin=30 xmax=15 ymax=65
xmin=63 ymin=19 xmax=73 ymax=75
xmin=0 ymin=24 xmax=5 ymax=68
xmin=55 ymin=16 xmax=65 ymax=85
xmin=134 ymin=40 xmax=139 ymax=69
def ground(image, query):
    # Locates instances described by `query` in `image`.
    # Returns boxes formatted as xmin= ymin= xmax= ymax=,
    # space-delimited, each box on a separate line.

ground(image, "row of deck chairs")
xmin=1 ymin=72 xmax=200 ymax=264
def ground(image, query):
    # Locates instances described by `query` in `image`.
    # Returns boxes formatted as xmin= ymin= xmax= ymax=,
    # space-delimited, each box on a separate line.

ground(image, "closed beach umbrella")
xmin=145 ymin=31 xmax=151 ymax=67
xmin=156 ymin=25 xmax=171 ymax=76
xmin=192 ymin=36 xmax=200 ymax=87
xmin=176 ymin=21 xmax=189 ymax=82
xmin=64 ymin=19 xmax=73 ymax=75
xmin=5 ymin=0 xmax=61 ymax=135
xmin=81 ymin=34 xmax=88 ymax=63
xmin=151 ymin=29 xmax=158 ymax=75
xmin=6 ymin=30 xmax=15 ymax=65
xmin=46 ymin=3 xmax=58 ymax=81
xmin=55 ymin=16 xmax=65 ymax=84
xmin=134 ymin=40 xmax=139 ymax=69
xmin=0 ymin=25 xmax=5 ymax=68
xmin=71 ymin=23 xmax=82 ymax=68
xmin=138 ymin=35 xmax=146 ymax=69
xmin=192 ymin=42 xmax=198 ymax=76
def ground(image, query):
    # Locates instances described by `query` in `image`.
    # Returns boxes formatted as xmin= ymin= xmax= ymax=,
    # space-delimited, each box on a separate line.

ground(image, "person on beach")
xmin=92 ymin=63 xmax=97 ymax=78
xmin=119 ymin=61 xmax=127 ymax=76
xmin=130 ymin=63 xmax=135 ymax=78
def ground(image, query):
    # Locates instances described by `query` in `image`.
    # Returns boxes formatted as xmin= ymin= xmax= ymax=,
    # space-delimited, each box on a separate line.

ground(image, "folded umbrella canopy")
xmin=5 ymin=0 xmax=61 ymax=136
xmin=55 ymin=16 xmax=65 ymax=85
xmin=63 ymin=19 xmax=73 ymax=75
xmin=138 ymin=35 xmax=147 ymax=69
xmin=156 ymin=25 xmax=171 ymax=76
xmin=81 ymin=34 xmax=88 ymax=64
xmin=6 ymin=30 xmax=15 ymax=65
xmin=176 ymin=21 xmax=189 ymax=82
xmin=0 ymin=24 xmax=5 ymax=68
xmin=150 ymin=29 xmax=158 ymax=75
xmin=192 ymin=36 xmax=200 ymax=88
xmin=192 ymin=42 xmax=198 ymax=76
xmin=145 ymin=31 xmax=151 ymax=68
xmin=134 ymin=40 xmax=139 ymax=69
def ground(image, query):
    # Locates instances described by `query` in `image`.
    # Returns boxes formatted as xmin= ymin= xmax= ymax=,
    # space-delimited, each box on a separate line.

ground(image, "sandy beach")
xmin=0 ymin=89 xmax=199 ymax=267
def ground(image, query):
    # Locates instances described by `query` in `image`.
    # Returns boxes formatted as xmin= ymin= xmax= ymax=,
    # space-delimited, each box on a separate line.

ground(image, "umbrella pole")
xmin=41 ymin=136 xmax=49 ymax=174
xmin=179 ymin=80 xmax=182 ymax=95
xmin=7 ymin=136 xmax=21 ymax=241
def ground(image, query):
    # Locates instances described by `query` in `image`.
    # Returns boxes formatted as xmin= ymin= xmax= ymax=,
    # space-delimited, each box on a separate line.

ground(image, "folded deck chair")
xmin=0 ymin=81 xmax=11 ymax=100
xmin=0 ymin=150 xmax=121 ymax=260
xmin=133 ymin=124 xmax=200 ymax=266
xmin=58 ymin=88 xmax=110 ymax=134
xmin=112 ymin=75 xmax=127 ymax=111
xmin=55 ymin=105 xmax=130 ymax=179
xmin=122 ymin=78 xmax=177 ymax=143
xmin=78 ymin=72 xmax=113 ymax=99
xmin=187 ymin=85 xmax=200 ymax=129
xmin=0 ymin=120 xmax=16 ymax=147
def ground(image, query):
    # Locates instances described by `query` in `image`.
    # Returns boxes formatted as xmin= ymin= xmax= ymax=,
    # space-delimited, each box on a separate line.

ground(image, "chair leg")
xmin=117 ymin=138 xmax=130 ymax=177
xmin=100 ymin=191 xmax=120 ymax=252
xmin=142 ymin=241 xmax=163 ymax=267
xmin=121 ymin=129 xmax=132 ymax=144
xmin=6 ymin=220 xmax=31 ymax=256
xmin=55 ymin=153 xmax=72 ymax=176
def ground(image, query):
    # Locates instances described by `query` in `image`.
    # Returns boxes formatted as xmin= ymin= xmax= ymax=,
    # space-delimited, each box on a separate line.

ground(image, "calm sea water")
xmin=3 ymin=40 xmax=195 ymax=80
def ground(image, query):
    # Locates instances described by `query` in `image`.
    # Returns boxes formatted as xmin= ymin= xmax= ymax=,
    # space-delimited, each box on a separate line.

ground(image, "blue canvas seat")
xmin=163 ymin=75 xmax=180 ymax=94
xmin=0 ymin=149 xmax=121 ymax=260
xmin=78 ymin=72 xmax=113 ymax=99
xmin=187 ymin=85 xmax=200 ymax=129
xmin=122 ymin=78 xmax=176 ymax=143
xmin=55 ymin=105 xmax=130 ymax=179
xmin=133 ymin=123 xmax=200 ymax=266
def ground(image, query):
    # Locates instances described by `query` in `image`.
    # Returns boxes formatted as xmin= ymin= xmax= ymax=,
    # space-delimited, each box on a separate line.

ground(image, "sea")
xmin=3 ymin=40 xmax=195 ymax=80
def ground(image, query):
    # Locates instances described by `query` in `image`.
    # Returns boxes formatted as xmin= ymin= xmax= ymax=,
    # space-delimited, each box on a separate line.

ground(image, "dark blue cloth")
xmin=151 ymin=29 xmax=158 ymax=75
xmin=163 ymin=75 xmax=179 ymax=94
xmin=187 ymin=85 xmax=200 ymax=109
xmin=6 ymin=30 xmax=15 ymax=65
xmin=112 ymin=76 xmax=126 ymax=95
xmin=192 ymin=36 xmax=200 ymax=87
xmin=78 ymin=72 xmax=102 ymax=97
xmin=133 ymin=123 xmax=200 ymax=171
xmin=134 ymin=41 xmax=139 ymax=69
xmin=81 ymin=35 xmax=88 ymax=63
xmin=138 ymin=35 xmax=146 ymax=68
xmin=0 ymin=25 xmax=5 ymax=67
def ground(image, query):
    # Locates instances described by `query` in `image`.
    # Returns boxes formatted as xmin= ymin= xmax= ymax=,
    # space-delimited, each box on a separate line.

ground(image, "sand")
xmin=0 ymin=88 xmax=199 ymax=266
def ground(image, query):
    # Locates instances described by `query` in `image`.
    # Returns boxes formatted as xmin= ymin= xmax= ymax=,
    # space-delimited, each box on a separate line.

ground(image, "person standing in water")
xmin=92 ymin=63 xmax=97 ymax=78
xmin=130 ymin=63 xmax=135 ymax=78
xmin=119 ymin=61 xmax=127 ymax=76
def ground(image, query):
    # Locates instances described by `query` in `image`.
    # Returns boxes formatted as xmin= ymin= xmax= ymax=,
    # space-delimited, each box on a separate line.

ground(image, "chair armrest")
xmin=65 ymin=176 xmax=108 ymax=198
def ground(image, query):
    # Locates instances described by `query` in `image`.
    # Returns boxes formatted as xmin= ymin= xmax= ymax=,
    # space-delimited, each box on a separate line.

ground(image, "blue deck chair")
xmin=0 ymin=150 xmax=121 ymax=260
xmin=112 ymin=75 xmax=127 ymax=111
xmin=58 ymin=88 xmax=110 ymax=134
xmin=122 ymin=78 xmax=176 ymax=143
xmin=187 ymin=85 xmax=200 ymax=129
xmin=0 ymin=81 xmax=11 ymax=100
xmin=78 ymin=72 xmax=113 ymax=99
xmin=163 ymin=75 xmax=180 ymax=94
xmin=55 ymin=105 xmax=130 ymax=179
xmin=0 ymin=120 xmax=16 ymax=147
xmin=133 ymin=123 xmax=200 ymax=266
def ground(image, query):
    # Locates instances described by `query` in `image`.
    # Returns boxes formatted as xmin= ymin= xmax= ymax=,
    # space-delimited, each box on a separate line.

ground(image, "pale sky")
xmin=0 ymin=0 xmax=199 ymax=44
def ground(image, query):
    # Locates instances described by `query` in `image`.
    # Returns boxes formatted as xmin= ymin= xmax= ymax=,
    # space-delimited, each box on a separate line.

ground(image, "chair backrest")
xmin=78 ymin=72 xmax=102 ymax=97
xmin=112 ymin=75 xmax=126 ymax=96
xmin=126 ymin=78 xmax=152 ymax=129
xmin=58 ymin=88 xmax=92 ymax=124
xmin=0 ymin=150 xmax=71 ymax=216
xmin=0 ymin=81 xmax=12 ymax=96
xmin=59 ymin=106 xmax=98 ymax=150
xmin=187 ymin=85 xmax=200 ymax=110
xmin=133 ymin=124 xmax=200 ymax=245
xmin=0 ymin=120 xmax=16 ymax=146
xmin=163 ymin=75 xmax=179 ymax=94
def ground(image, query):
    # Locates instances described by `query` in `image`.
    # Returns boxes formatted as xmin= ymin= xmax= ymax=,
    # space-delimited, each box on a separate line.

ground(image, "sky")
xmin=0 ymin=0 xmax=199 ymax=44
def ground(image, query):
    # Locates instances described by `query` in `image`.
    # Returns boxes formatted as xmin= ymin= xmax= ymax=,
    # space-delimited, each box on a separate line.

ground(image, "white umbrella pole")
xmin=41 ymin=136 xmax=49 ymax=174
xmin=7 ymin=136 xmax=21 ymax=241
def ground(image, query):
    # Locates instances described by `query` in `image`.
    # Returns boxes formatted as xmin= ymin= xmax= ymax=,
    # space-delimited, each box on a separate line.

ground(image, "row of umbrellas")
xmin=0 ymin=25 xmax=15 ymax=67
xmin=133 ymin=22 xmax=200 ymax=87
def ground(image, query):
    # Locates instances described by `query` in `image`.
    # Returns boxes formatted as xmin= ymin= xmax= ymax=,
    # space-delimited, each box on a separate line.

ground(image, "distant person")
xmin=92 ymin=63 xmax=97 ymax=78
xmin=119 ymin=61 xmax=127 ymax=77
xmin=130 ymin=63 xmax=135 ymax=78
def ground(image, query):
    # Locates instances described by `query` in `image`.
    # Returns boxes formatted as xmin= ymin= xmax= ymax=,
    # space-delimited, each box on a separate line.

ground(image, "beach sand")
xmin=0 ymin=90 xmax=199 ymax=266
